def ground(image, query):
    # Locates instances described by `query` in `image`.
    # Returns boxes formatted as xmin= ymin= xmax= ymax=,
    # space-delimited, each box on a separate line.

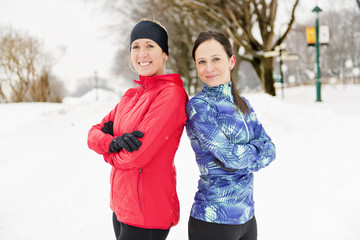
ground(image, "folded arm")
xmin=186 ymin=98 xmax=260 ymax=170
xmin=104 ymin=86 xmax=187 ymax=169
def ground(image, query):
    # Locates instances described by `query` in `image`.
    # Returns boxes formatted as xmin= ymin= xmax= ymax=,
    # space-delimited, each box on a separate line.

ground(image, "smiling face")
xmin=131 ymin=38 xmax=167 ymax=76
xmin=194 ymin=39 xmax=235 ymax=87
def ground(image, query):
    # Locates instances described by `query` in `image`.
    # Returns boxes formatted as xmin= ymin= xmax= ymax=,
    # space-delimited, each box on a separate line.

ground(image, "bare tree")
xmin=321 ymin=9 xmax=360 ymax=81
xmin=0 ymin=28 xmax=38 ymax=102
xmin=100 ymin=0 xmax=210 ymax=95
xmin=283 ymin=8 xmax=360 ymax=85
xmin=174 ymin=0 xmax=299 ymax=96
xmin=0 ymin=27 xmax=63 ymax=102
xmin=92 ymin=0 xmax=299 ymax=95
xmin=278 ymin=8 xmax=360 ymax=86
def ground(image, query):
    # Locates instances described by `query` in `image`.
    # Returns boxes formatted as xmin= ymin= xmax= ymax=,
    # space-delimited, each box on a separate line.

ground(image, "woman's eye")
xmin=132 ymin=45 xmax=139 ymax=50
xmin=213 ymin=57 xmax=220 ymax=62
xmin=198 ymin=60 xmax=206 ymax=64
xmin=147 ymin=44 xmax=154 ymax=48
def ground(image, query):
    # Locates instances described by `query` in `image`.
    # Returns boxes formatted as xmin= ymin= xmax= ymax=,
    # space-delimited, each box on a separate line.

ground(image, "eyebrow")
xmin=132 ymin=40 xmax=156 ymax=45
xmin=196 ymin=54 xmax=222 ymax=61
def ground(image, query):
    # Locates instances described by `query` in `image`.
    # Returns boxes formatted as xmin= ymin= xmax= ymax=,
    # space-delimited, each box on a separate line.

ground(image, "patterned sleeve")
xmin=243 ymin=98 xmax=276 ymax=172
xmin=186 ymin=97 xmax=261 ymax=170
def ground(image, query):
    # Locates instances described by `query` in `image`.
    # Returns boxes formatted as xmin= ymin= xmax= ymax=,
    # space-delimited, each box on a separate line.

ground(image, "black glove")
xmin=109 ymin=131 xmax=145 ymax=153
xmin=214 ymin=159 xmax=237 ymax=172
xmin=101 ymin=121 xmax=114 ymax=136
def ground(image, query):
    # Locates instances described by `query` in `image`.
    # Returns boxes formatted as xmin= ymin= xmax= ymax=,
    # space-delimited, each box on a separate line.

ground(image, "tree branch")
xmin=180 ymin=0 xmax=263 ymax=57
xmin=274 ymin=0 xmax=299 ymax=49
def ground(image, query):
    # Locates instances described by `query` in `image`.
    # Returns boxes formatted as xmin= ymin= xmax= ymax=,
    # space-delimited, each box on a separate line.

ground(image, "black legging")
xmin=112 ymin=212 xmax=170 ymax=240
xmin=188 ymin=216 xmax=257 ymax=240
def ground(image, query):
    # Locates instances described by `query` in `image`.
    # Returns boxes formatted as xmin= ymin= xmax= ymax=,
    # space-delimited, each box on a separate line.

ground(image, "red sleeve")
xmin=87 ymin=103 xmax=119 ymax=155
xmin=103 ymin=86 xmax=187 ymax=169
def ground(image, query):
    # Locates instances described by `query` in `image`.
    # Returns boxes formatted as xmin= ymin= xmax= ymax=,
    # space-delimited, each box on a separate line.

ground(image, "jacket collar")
xmin=203 ymin=81 xmax=233 ymax=101
xmin=134 ymin=74 xmax=184 ymax=90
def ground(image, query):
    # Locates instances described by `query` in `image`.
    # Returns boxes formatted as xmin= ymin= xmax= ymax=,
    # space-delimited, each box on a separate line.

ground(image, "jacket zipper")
xmin=138 ymin=168 xmax=144 ymax=213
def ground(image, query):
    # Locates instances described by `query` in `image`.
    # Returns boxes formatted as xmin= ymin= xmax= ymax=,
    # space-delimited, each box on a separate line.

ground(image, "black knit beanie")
xmin=130 ymin=20 xmax=169 ymax=55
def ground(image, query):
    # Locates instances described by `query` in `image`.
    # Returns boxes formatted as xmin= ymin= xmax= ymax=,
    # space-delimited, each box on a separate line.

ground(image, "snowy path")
xmin=1 ymin=85 xmax=359 ymax=240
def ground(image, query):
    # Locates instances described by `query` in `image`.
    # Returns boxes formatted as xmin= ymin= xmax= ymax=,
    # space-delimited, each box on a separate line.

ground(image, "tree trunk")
xmin=263 ymin=57 xmax=276 ymax=96
xmin=0 ymin=85 xmax=6 ymax=102
xmin=250 ymin=57 xmax=276 ymax=96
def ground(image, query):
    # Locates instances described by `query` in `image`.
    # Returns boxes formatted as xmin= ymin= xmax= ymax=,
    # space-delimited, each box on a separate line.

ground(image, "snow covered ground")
xmin=1 ymin=84 xmax=359 ymax=240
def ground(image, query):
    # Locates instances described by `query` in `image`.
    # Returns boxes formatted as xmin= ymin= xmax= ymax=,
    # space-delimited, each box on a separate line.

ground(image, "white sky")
xmin=0 ymin=0 xmax=123 ymax=91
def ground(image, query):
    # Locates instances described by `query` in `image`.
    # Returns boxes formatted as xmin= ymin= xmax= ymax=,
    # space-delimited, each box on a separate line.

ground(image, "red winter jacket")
xmin=87 ymin=74 xmax=188 ymax=229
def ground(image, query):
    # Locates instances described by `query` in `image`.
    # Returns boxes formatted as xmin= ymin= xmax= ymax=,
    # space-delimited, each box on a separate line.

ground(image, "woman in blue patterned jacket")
xmin=186 ymin=31 xmax=276 ymax=240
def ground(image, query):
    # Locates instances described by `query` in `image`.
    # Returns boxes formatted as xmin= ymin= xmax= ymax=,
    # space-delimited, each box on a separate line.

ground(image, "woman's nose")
xmin=138 ymin=48 xmax=148 ymax=57
xmin=206 ymin=62 xmax=214 ymax=72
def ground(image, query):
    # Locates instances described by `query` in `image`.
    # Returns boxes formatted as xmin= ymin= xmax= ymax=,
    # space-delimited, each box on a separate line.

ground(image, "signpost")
xmin=264 ymin=44 xmax=299 ymax=99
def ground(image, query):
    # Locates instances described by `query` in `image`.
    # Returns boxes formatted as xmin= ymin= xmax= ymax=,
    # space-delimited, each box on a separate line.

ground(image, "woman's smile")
xmin=205 ymin=74 xmax=220 ymax=79
xmin=139 ymin=61 xmax=151 ymax=67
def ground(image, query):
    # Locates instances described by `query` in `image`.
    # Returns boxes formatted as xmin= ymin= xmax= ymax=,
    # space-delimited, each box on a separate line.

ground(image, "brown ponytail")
xmin=231 ymin=82 xmax=250 ymax=115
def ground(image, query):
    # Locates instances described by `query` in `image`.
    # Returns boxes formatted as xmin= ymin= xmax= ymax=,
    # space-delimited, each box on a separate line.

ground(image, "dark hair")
xmin=192 ymin=31 xmax=250 ymax=115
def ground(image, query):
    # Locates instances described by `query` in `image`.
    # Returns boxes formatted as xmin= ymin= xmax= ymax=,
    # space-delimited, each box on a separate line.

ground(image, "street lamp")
xmin=312 ymin=5 xmax=322 ymax=102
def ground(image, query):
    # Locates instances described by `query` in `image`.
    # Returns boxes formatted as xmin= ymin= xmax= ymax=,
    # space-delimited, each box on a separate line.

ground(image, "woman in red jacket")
xmin=87 ymin=19 xmax=188 ymax=240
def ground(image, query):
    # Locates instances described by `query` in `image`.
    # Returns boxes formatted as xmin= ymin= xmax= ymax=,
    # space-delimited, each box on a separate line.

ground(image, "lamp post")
xmin=94 ymin=70 xmax=98 ymax=101
xmin=312 ymin=5 xmax=322 ymax=102
xmin=275 ymin=43 xmax=286 ymax=99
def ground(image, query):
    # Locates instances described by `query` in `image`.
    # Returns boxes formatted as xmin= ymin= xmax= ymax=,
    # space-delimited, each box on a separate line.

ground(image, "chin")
xmin=137 ymin=70 xmax=153 ymax=76
xmin=206 ymin=81 xmax=219 ymax=87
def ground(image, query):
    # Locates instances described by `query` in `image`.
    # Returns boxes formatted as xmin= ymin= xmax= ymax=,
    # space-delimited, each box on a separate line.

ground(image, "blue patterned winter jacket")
xmin=186 ymin=82 xmax=276 ymax=225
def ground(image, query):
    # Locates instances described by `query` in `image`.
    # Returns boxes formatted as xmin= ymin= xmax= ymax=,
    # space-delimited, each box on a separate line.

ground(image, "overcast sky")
xmin=0 ymin=0 xmax=124 ymax=91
